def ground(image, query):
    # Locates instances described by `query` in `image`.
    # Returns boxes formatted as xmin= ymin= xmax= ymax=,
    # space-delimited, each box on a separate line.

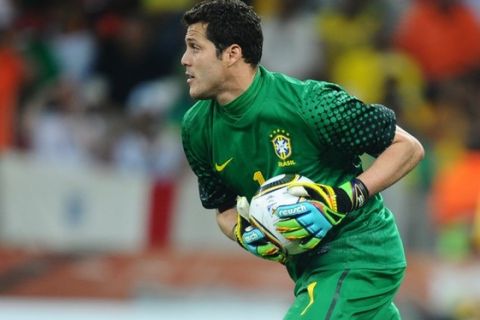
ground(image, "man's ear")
xmin=223 ymin=44 xmax=243 ymax=66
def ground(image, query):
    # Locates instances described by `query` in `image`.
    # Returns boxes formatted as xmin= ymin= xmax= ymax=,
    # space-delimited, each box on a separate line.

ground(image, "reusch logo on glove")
xmin=276 ymin=204 xmax=308 ymax=217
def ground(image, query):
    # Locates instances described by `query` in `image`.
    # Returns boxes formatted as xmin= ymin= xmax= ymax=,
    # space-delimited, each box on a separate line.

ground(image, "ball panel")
xmin=256 ymin=174 xmax=302 ymax=195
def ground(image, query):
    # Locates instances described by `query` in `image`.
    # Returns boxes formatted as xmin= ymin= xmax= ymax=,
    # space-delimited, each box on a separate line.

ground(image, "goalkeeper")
xmin=180 ymin=1 xmax=424 ymax=319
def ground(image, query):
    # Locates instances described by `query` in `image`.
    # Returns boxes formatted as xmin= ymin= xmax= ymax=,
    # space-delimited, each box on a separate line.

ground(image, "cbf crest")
xmin=270 ymin=129 xmax=296 ymax=167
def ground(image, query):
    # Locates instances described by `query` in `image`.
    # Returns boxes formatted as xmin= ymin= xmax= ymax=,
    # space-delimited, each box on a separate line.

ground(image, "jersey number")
xmin=253 ymin=171 xmax=266 ymax=186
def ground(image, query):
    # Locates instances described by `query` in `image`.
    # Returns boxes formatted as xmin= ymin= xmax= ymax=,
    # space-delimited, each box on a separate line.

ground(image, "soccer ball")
xmin=249 ymin=173 xmax=313 ymax=255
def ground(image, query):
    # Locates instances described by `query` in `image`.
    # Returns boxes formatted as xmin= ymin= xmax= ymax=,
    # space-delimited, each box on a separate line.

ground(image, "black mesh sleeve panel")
xmin=299 ymin=81 xmax=396 ymax=157
xmin=181 ymin=112 xmax=237 ymax=211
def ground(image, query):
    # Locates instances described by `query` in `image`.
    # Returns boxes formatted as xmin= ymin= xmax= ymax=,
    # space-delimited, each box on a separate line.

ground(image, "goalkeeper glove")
xmin=275 ymin=178 xmax=369 ymax=250
xmin=234 ymin=197 xmax=286 ymax=263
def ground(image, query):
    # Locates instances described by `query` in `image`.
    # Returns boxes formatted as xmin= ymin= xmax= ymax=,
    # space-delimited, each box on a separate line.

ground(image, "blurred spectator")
xmin=0 ymin=0 xmax=15 ymax=28
xmin=94 ymin=11 xmax=182 ymax=109
xmin=430 ymin=125 xmax=480 ymax=261
xmin=112 ymin=77 xmax=184 ymax=179
xmin=9 ymin=0 xmax=188 ymax=177
xmin=111 ymin=75 xmax=186 ymax=249
xmin=48 ymin=5 xmax=97 ymax=84
xmin=14 ymin=0 xmax=60 ymax=88
xmin=0 ymin=27 xmax=25 ymax=152
xmin=22 ymin=82 xmax=106 ymax=166
xmin=252 ymin=0 xmax=277 ymax=16
xmin=466 ymin=0 xmax=480 ymax=20
xmin=330 ymin=29 xmax=424 ymax=111
xmin=394 ymin=0 xmax=480 ymax=82
xmin=261 ymin=0 xmax=323 ymax=79
xmin=393 ymin=0 xmax=480 ymax=212
xmin=141 ymin=0 xmax=193 ymax=12
xmin=315 ymin=0 xmax=388 ymax=77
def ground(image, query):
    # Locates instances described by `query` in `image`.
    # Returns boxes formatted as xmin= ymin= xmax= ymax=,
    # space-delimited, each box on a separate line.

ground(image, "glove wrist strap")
xmin=338 ymin=178 xmax=370 ymax=212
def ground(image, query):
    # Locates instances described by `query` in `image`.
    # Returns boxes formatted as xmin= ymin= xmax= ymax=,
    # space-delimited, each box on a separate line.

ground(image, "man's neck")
xmin=216 ymin=66 xmax=258 ymax=106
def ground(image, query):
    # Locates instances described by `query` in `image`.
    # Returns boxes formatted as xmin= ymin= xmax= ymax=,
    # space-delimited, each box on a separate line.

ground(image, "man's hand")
xmin=275 ymin=179 xmax=369 ymax=250
xmin=234 ymin=197 xmax=286 ymax=263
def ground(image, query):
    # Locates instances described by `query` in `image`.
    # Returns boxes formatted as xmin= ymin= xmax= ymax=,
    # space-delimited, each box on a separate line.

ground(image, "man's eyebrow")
xmin=185 ymin=35 xmax=198 ymax=42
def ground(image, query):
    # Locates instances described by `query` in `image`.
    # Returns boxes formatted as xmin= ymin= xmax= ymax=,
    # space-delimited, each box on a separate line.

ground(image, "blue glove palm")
xmin=275 ymin=201 xmax=339 ymax=250
xmin=240 ymin=225 xmax=285 ymax=263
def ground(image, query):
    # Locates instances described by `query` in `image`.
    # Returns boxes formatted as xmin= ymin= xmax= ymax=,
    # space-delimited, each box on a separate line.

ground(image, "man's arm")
xmin=274 ymin=125 xmax=424 ymax=250
xmin=216 ymin=208 xmax=237 ymax=240
xmin=357 ymin=125 xmax=424 ymax=195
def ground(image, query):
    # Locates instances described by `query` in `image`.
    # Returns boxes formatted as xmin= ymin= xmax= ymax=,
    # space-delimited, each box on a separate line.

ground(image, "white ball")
xmin=249 ymin=173 xmax=313 ymax=255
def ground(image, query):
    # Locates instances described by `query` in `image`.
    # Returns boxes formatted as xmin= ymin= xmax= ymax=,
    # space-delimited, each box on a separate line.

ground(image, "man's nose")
xmin=181 ymin=51 xmax=189 ymax=66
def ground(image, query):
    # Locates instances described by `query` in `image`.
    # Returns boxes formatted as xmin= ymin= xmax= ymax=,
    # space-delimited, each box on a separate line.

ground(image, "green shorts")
xmin=284 ymin=268 xmax=405 ymax=320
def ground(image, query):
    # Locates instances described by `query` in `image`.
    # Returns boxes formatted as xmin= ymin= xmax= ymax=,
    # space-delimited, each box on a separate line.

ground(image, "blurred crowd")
xmin=0 ymin=0 xmax=189 ymax=181
xmin=1 ymin=0 xmax=480 ymax=260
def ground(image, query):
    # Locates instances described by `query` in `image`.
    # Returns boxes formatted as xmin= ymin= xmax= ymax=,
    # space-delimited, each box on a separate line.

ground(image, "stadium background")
xmin=1 ymin=0 xmax=480 ymax=319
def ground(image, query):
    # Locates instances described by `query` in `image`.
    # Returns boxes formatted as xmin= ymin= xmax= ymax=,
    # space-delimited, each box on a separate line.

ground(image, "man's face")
xmin=181 ymin=23 xmax=227 ymax=100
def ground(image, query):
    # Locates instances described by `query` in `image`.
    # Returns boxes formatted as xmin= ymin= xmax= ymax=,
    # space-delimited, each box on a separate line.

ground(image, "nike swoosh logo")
xmin=215 ymin=157 xmax=234 ymax=172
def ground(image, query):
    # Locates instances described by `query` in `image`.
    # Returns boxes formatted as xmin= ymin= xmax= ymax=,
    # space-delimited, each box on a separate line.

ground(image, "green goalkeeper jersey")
xmin=181 ymin=66 xmax=406 ymax=275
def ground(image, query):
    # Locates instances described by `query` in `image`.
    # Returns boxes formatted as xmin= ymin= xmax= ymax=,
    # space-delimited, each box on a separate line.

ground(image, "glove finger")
xmin=288 ymin=181 xmax=334 ymax=206
xmin=269 ymin=252 xmax=287 ymax=264
xmin=287 ymin=181 xmax=321 ymax=197
xmin=244 ymin=241 xmax=274 ymax=256
xmin=247 ymin=241 xmax=286 ymax=264
xmin=275 ymin=218 xmax=303 ymax=232
xmin=256 ymin=242 xmax=281 ymax=256
xmin=279 ymin=220 xmax=329 ymax=239
xmin=310 ymin=201 xmax=346 ymax=226
xmin=280 ymin=228 xmax=311 ymax=240
xmin=262 ymin=251 xmax=286 ymax=264
xmin=275 ymin=202 xmax=313 ymax=218
xmin=242 ymin=226 xmax=265 ymax=244
xmin=299 ymin=236 xmax=322 ymax=250
xmin=295 ymin=207 xmax=332 ymax=234
xmin=287 ymin=185 xmax=309 ymax=197
xmin=236 ymin=196 xmax=250 ymax=220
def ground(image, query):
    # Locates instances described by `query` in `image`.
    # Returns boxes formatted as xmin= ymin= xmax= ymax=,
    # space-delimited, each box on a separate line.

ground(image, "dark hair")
xmin=183 ymin=0 xmax=263 ymax=66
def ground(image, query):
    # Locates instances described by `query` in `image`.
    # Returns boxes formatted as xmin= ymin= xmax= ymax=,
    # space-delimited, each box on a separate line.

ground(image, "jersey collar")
xmin=216 ymin=66 xmax=264 ymax=120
